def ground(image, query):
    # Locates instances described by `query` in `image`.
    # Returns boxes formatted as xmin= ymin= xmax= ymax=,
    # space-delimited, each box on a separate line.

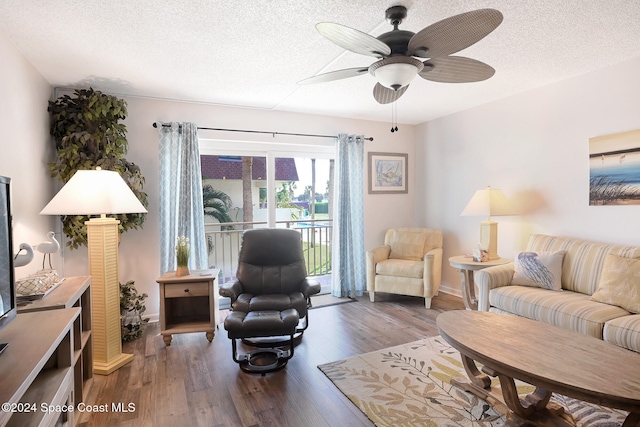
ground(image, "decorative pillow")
xmin=591 ymin=254 xmax=640 ymax=313
xmin=511 ymin=251 xmax=565 ymax=291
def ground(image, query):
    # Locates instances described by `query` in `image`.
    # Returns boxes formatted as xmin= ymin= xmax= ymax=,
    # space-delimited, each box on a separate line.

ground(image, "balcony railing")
xmin=204 ymin=218 xmax=333 ymax=284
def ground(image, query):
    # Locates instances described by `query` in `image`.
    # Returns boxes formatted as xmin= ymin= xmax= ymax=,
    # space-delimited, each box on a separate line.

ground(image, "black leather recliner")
xmin=220 ymin=228 xmax=321 ymax=373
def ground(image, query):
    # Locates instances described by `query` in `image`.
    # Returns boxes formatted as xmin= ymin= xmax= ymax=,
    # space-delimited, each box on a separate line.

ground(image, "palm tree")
xmin=242 ymin=157 xmax=253 ymax=229
xmin=203 ymin=184 xmax=233 ymax=227
xmin=203 ymin=184 xmax=234 ymax=254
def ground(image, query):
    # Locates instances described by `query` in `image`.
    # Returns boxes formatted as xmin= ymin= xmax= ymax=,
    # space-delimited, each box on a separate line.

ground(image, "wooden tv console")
xmin=18 ymin=276 xmax=92 ymax=407
xmin=0 ymin=308 xmax=79 ymax=426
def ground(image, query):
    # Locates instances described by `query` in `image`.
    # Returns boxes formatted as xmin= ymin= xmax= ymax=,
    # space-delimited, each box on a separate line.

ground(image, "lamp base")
xmin=479 ymin=220 xmax=500 ymax=260
xmin=87 ymin=216 xmax=134 ymax=376
xmin=93 ymin=353 xmax=134 ymax=376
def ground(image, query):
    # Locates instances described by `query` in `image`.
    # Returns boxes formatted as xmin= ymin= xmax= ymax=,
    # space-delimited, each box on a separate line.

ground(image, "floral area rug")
xmin=318 ymin=336 xmax=628 ymax=427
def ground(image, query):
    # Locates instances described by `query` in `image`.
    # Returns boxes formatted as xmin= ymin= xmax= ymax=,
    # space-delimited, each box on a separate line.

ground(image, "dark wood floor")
xmin=77 ymin=293 xmax=465 ymax=427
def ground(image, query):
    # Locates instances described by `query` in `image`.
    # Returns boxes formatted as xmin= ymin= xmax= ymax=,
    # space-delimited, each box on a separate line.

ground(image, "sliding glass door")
xmin=199 ymin=138 xmax=335 ymax=293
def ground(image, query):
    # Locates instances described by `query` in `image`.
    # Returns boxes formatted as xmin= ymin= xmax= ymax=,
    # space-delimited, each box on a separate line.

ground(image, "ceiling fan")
xmin=298 ymin=5 xmax=503 ymax=104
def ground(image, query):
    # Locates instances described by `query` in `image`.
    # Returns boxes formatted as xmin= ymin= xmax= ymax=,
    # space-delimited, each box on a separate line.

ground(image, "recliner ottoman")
xmin=224 ymin=308 xmax=299 ymax=374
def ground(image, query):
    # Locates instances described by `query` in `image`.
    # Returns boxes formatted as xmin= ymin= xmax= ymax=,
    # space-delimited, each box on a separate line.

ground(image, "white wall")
xmin=61 ymin=96 xmax=417 ymax=319
xmin=0 ymin=30 xmax=58 ymax=278
xmin=416 ymin=56 xmax=640 ymax=296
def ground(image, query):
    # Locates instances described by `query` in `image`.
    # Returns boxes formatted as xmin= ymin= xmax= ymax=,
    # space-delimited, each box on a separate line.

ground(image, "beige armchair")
xmin=366 ymin=228 xmax=443 ymax=308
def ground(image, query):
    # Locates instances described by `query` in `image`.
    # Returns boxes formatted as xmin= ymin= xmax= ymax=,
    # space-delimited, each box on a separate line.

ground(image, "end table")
xmin=156 ymin=268 xmax=220 ymax=345
xmin=448 ymin=256 xmax=509 ymax=310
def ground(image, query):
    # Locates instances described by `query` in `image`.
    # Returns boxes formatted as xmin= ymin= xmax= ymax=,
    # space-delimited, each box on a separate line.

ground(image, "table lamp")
xmin=460 ymin=186 xmax=510 ymax=260
xmin=40 ymin=168 xmax=147 ymax=375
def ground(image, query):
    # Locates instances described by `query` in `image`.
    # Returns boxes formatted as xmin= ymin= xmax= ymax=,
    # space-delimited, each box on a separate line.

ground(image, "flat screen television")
xmin=0 ymin=176 xmax=16 ymax=354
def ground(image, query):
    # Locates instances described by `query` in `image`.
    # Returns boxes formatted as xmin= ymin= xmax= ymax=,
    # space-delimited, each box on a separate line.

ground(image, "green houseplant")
xmin=49 ymin=88 xmax=150 ymax=342
xmin=47 ymin=88 xmax=148 ymax=249
xmin=120 ymin=280 xmax=149 ymax=342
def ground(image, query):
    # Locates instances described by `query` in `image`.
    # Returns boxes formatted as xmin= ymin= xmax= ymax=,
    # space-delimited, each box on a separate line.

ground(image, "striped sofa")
xmin=476 ymin=234 xmax=640 ymax=353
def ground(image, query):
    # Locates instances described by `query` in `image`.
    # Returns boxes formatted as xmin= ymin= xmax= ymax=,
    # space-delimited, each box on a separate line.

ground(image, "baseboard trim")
xmin=144 ymin=313 xmax=160 ymax=323
xmin=438 ymin=285 xmax=462 ymax=298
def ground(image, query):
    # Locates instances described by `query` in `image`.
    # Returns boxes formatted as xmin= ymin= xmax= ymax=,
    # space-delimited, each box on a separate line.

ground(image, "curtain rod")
xmin=151 ymin=122 xmax=374 ymax=141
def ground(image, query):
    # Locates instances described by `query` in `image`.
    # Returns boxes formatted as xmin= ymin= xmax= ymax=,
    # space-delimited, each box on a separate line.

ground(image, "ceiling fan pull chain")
xmin=390 ymin=102 xmax=399 ymax=133
xmin=394 ymin=102 xmax=399 ymax=132
xmin=390 ymin=101 xmax=395 ymax=132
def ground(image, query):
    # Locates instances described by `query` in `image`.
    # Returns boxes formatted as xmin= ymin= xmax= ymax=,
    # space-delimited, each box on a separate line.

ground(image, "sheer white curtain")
xmin=157 ymin=122 xmax=207 ymax=273
xmin=332 ymin=134 xmax=366 ymax=297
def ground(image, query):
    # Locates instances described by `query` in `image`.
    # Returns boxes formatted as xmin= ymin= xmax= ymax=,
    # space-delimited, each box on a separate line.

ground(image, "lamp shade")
xmin=460 ymin=186 xmax=510 ymax=220
xmin=369 ymin=56 xmax=424 ymax=91
xmin=40 ymin=169 xmax=147 ymax=216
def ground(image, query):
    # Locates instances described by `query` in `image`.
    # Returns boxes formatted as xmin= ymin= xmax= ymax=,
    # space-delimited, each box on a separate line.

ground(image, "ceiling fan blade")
xmin=316 ymin=22 xmax=391 ymax=58
xmin=408 ymin=9 xmax=503 ymax=58
xmin=297 ymin=67 xmax=369 ymax=85
xmin=419 ymin=56 xmax=495 ymax=83
xmin=373 ymin=83 xmax=408 ymax=104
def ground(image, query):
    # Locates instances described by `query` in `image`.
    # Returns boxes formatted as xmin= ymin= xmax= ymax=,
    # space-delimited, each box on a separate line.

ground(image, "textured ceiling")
xmin=1 ymin=1 xmax=640 ymax=124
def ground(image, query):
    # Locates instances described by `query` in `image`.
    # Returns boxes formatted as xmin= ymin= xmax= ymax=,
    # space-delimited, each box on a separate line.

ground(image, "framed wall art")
xmin=589 ymin=129 xmax=640 ymax=206
xmin=368 ymin=152 xmax=408 ymax=194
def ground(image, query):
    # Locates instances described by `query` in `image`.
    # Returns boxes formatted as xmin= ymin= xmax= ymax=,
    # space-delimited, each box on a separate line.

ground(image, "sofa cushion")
xmin=376 ymin=259 xmax=423 ymax=279
xmin=603 ymin=315 xmax=640 ymax=353
xmin=512 ymin=251 xmax=564 ymax=291
xmin=525 ymin=234 xmax=640 ymax=295
xmin=387 ymin=230 xmax=427 ymax=261
xmin=591 ymin=254 xmax=640 ymax=313
xmin=489 ymin=285 xmax=630 ymax=338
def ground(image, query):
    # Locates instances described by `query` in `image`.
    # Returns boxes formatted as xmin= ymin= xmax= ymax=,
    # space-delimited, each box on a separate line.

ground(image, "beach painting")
xmin=368 ymin=152 xmax=408 ymax=194
xmin=589 ymin=129 xmax=640 ymax=205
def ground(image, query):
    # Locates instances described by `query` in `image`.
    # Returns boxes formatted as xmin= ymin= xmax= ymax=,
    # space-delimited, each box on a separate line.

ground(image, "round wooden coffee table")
xmin=437 ymin=310 xmax=640 ymax=426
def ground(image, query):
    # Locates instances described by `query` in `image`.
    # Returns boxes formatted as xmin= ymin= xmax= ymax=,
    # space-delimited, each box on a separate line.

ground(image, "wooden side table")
xmin=449 ymin=256 xmax=510 ymax=310
xmin=156 ymin=269 xmax=220 ymax=346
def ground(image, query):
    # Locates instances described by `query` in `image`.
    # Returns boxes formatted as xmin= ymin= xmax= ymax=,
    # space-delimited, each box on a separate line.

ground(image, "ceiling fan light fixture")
xmin=307 ymin=7 xmax=502 ymax=104
xmin=369 ymin=56 xmax=424 ymax=91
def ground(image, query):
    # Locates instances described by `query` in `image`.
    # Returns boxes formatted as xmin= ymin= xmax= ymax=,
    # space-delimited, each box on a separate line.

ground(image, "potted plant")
xmin=120 ymin=280 xmax=149 ymax=342
xmin=47 ymin=88 xmax=148 ymax=249
xmin=49 ymin=88 xmax=150 ymax=342
xmin=176 ymin=236 xmax=190 ymax=276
